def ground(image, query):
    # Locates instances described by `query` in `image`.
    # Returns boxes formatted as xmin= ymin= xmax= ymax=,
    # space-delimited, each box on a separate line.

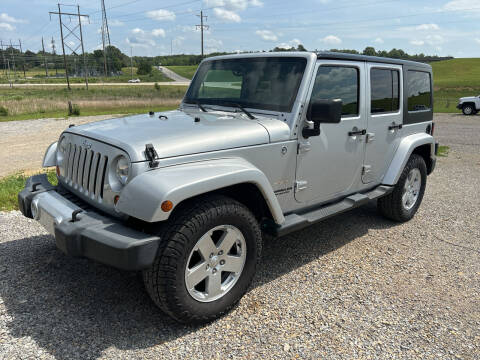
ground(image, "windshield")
xmin=184 ymin=57 xmax=307 ymax=113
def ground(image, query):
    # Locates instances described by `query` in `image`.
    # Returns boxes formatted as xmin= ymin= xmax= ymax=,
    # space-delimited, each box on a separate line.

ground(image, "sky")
xmin=0 ymin=0 xmax=479 ymax=58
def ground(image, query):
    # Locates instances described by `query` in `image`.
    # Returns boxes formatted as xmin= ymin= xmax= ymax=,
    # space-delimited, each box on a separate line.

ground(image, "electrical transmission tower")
xmin=196 ymin=11 xmax=209 ymax=57
xmin=100 ymin=0 xmax=112 ymax=77
xmin=49 ymin=4 xmax=89 ymax=90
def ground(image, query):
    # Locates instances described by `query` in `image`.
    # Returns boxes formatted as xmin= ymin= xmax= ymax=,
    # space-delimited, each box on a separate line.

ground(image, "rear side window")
xmin=311 ymin=66 xmax=359 ymax=117
xmin=407 ymin=71 xmax=431 ymax=112
xmin=370 ymin=68 xmax=400 ymax=114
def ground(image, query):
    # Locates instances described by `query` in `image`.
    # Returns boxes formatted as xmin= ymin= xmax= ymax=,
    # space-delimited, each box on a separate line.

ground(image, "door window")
xmin=370 ymin=68 xmax=400 ymax=114
xmin=311 ymin=66 xmax=359 ymax=117
xmin=407 ymin=71 xmax=432 ymax=112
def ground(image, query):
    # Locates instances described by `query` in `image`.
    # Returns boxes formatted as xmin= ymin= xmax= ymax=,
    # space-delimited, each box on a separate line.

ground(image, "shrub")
xmin=154 ymin=82 xmax=160 ymax=91
xmin=0 ymin=106 xmax=8 ymax=116
xmin=68 ymin=101 xmax=80 ymax=116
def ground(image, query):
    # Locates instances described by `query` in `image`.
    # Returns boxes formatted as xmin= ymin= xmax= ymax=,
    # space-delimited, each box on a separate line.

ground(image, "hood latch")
xmin=145 ymin=144 xmax=159 ymax=168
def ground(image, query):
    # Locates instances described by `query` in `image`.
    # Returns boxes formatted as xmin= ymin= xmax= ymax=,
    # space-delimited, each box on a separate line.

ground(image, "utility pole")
xmin=9 ymin=40 xmax=16 ymax=78
xmin=42 ymin=37 xmax=49 ymax=78
xmin=51 ymin=37 xmax=58 ymax=76
xmin=77 ymin=5 xmax=88 ymax=89
xmin=0 ymin=40 xmax=6 ymax=76
xmin=196 ymin=11 xmax=209 ymax=57
xmin=49 ymin=4 xmax=89 ymax=90
xmin=19 ymin=39 xmax=26 ymax=78
xmin=130 ymin=46 xmax=133 ymax=81
xmin=101 ymin=0 xmax=112 ymax=77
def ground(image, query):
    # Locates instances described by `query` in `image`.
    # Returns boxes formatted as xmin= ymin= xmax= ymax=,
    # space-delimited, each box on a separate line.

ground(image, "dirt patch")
xmin=0 ymin=114 xmax=122 ymax=178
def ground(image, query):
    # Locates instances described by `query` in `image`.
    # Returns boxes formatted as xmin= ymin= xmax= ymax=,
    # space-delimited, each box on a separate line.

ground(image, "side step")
xmin=270 ymin=185 xmax=393 ymax=237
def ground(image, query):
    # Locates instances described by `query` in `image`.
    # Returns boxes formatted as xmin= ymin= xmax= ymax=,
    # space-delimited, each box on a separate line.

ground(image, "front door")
xmin=295 ymin=61 xmax=367 ymax=204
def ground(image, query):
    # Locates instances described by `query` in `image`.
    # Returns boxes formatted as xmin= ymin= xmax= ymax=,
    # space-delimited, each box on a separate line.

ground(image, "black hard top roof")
xmin=316 ymin=51 xmax=432 ymax=70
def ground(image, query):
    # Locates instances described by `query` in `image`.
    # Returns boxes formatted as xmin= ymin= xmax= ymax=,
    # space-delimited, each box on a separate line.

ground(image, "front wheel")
xmin=462 ymin=104 xmax=475 ymax=115
xmin=378 ymin=154 xmax=427 ymax=222
xmin=143 ymin=195 xmax=262 ymax=324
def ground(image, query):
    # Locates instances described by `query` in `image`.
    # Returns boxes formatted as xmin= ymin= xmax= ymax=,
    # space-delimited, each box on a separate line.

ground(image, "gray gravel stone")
xmin=0 ymin=113 xmax=479 ymax=359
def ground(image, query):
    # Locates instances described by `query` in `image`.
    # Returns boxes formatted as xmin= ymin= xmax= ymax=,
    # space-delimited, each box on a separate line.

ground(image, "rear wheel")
xmin=143 ymin=195 xmax=262 ymax=324
xmin=378 ymin=154 xmax=427 ymax=222
xmin=462 ymin=104 xmax=475 ymax=115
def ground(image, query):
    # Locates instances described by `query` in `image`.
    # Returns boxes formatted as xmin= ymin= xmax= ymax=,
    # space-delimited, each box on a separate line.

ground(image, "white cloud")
xmin=374 ymin=37 xmax=384 ymax=44
xmin=476 ymin=38 xmax=480 ymax=44
xmin=276 ymin=38 xmax=302 ymax=50
xmin=126 ymin=37 xmax=156 ymax=48
xmin=152 ymin=28 xmax=166 ymax=37
xmin=146 ymin=9 xmax=176 ymax=21
xmin=321 ymin=35 xmax=342 ymax=45
xmin=205 ymin=38 xmax=224 ymax=53
xmin=132 ymin=28 xmax=145 ymax=34
xmin=255 ymin=30 xmax=278 ymax=41
xmin=444 ymin=0 xmax=480 ymax=12
xmin=416 ymin=23 xmax=439 ymax=31
xmin=206 ymin=0 xmax=262 ymax=22
xmin=109 ymin=19 xmax=124 ymax=27
xmin=425 ymin=34 xmax=444 ymax=45
xmin=213 ymin=8 xmax=241 ymax=22
xmin=0 ymin=13 xmax=25 ymax=23
xmin=0 ymin=22 xmax=14 ymax=31
xmin=410 ymin=39 xmax=425 ymax=46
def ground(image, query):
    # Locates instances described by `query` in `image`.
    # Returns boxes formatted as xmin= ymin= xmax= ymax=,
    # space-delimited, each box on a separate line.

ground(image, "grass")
xmin=165 ymin=65 xmax=198 ymax=79
xmin=0 ymin=85 xmax=187 ymax=122
xmin=0 ymin=67 xmax=172 ymax=84
xmin=432 ymin=58 xmax=480 ymax=113
xmin=437 ymin=145 xmax=450 ymax=157
xmin=0 ymin=170 xmax=58 ymax=211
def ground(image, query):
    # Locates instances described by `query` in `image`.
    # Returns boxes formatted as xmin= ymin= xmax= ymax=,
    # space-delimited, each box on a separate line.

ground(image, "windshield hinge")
xmin=145 ymin=144 xmax=159 ymax=168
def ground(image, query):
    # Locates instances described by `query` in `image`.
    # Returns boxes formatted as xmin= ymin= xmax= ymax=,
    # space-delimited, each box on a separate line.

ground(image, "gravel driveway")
xmin=0 ymin=114 xmax=479 ymax=359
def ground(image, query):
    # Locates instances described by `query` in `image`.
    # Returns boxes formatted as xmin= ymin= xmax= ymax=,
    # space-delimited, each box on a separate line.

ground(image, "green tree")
xmin=363 ymin=47 xmax=377 ymax=56
xmin=137 ymin=60 xmax=152 ymax=75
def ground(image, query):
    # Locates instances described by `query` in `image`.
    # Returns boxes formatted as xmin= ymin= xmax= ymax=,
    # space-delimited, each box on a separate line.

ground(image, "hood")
xmin=66 ymin=110 xmax=291 ymax=162
xmin=460 ymin=96 xmax=478 ymax=102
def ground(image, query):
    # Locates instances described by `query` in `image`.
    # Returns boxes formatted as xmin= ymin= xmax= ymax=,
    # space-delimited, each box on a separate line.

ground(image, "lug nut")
xmin=218 ymin=250 xmax=224 ymax=255
xmin=209 ymin=253 xmax=214 ymax=259
xmin=206 ymin=264 xmax=210 ymax=269
xmin=220 ymin=260 xmax=225 ymax=265
xmin=212 ymin=268 xmax=217 ymax=274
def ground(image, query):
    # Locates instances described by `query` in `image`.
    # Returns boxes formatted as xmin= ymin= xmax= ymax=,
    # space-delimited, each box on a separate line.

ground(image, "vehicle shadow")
xmin=0 ymin=202 xmax=398 ymax=359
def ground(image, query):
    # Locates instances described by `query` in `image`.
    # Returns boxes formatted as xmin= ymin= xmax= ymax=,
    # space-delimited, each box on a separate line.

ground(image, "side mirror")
xmin=303 ymin=99 xmax=343 ymax=138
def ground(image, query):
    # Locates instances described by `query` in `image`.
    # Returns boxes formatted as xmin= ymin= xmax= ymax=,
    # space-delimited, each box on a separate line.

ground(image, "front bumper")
xmin=18 ymin=174 xmax=160 ymax=271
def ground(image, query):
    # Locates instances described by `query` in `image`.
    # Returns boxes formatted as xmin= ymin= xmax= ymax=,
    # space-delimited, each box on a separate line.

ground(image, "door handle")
xmin=388 ymin=124 xmax=403 ymax=131
xmin=348 ymin=129 xmax=366 ymax=136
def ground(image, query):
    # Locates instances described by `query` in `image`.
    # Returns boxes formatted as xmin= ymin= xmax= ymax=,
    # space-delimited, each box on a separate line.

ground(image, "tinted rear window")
xmin=371 ymin=68 xmax=400 ymax=114
xmin=407 ymin=71 xmax=431 ymax=112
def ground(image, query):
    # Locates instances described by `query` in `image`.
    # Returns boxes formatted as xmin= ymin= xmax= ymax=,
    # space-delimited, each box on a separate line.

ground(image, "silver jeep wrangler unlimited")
xmin=19 ymin=52 xmax=437 ymax=323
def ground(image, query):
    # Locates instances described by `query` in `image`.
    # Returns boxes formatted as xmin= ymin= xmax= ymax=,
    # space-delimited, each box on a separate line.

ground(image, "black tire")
xmin=378 ymin=154 xmax=427 ymax=222
xmin=462 ymin=104 xmax=475 ymax=116
xmin=143 ymin=195 xmax=262 ymax=324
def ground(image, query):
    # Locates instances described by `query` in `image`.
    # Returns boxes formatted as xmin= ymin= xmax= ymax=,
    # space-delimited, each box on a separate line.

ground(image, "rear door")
xmin=363 ymin=63 xmax=403 ymax=184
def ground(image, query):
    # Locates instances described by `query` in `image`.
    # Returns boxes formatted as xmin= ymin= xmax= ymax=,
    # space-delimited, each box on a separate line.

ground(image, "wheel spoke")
xmin=185 ymin=263 xmax=208 ymax=290
xmin=402 ymin=192 xmax=409 ymax=206
xmin=196 ymin=234 xmax=217 ymax=260
xmin=222 ymin=255 xmax=244 ymax=273
xmin=217 ymin=228 xmax=238 ymax=254
xmin=206 ymin=273 xmax=222 ymax=297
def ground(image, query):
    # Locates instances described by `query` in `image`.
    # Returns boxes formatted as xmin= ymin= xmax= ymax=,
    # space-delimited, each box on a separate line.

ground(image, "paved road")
xmin=157 ymin=66 xmax=191 ymax=82
xmin=0 ymin=113 xmax=479 ymax=359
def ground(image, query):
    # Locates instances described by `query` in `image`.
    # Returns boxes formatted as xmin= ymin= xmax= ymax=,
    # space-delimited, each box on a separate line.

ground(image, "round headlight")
xmin=116 ymin=156 xmax=130 ymax=185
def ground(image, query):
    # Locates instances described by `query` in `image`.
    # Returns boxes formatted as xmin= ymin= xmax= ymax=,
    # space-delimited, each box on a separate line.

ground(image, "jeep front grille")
xmin=62 ymin=142 xmax=109 ymax=199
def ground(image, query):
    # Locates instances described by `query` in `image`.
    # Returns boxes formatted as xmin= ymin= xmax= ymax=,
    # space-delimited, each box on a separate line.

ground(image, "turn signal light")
xmin=161 ymin=200 xmax=173 ymax=212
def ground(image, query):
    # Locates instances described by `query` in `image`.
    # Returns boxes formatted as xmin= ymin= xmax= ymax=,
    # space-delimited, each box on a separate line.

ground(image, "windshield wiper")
xmin=233 ymin=103 xmax=255 ymax=119
xmin=195 ymin=101 xmax=208 ymax=112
